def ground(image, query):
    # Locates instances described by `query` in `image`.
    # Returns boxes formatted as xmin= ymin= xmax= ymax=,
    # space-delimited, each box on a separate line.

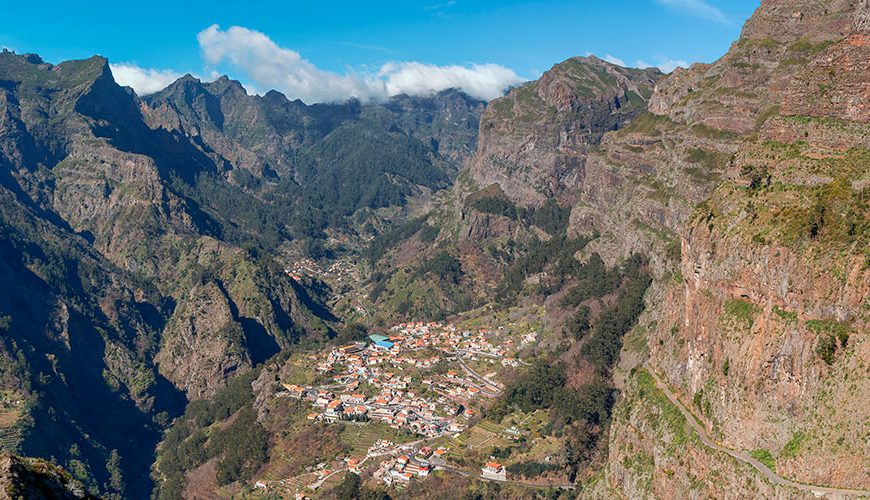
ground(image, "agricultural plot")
xmin=339 ymin=423 xmax=414 ymax=456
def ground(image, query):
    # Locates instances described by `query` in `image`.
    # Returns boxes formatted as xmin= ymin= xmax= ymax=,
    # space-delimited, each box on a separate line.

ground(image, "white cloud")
xmin=603 ymin=54 xmax=626 ymax=67
xmin=196 ymin=24 xmax=523 ymax=103
xmin=636 ymin=57 xmax=690 ymax=73
xmin=110 ymin=63 xmax=183 ymax=95
xmin=655 ymin=0 xmax=729 ymax=24
xmin=423 ymin=0 xmax=456 ymax=11
xmin=378 ymin=62 xmax=522 ymax=101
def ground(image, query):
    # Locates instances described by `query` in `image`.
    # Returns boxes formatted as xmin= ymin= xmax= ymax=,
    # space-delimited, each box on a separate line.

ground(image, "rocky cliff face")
xmin=406 ymin=1 xmax=869 ymax=497
xmin=469 ymin=57 xmax=661 ymax=207
xmin=595 ymin=0 xmax=870 ymax=497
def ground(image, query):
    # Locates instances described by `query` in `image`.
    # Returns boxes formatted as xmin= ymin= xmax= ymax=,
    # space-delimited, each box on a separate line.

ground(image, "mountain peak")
xmin=204 ymin=75 xmax=247 ymax=95
xmin=0 ymin=52 xmax=112 ymax=92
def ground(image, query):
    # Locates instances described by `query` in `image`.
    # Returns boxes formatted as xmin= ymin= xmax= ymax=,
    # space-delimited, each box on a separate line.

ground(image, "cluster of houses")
xmin=267 ymin=321 xmax=537 ymax=492
xmin=283 ymin=372 xmax=465 ymax=437
xmin=284 ymin=258 xmax=359 ymax=287
xmin=387 ymin=322 xmax=510 ymax=358
xmin=282 ymin=321 xmax=531 ymax=437
xmin=371 ymin=445 xmax=450 ymax=487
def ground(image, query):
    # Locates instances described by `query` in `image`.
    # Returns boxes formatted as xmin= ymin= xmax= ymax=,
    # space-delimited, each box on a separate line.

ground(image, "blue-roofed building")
xmin=369 ymin=334 xmax=389 ymax=343
xmin=374 ymin=340 xmax=394 ymax=350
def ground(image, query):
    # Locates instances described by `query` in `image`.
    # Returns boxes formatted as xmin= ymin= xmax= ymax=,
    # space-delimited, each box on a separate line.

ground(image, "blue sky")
xmin=0 ymin=0 xmax=760 ymax=102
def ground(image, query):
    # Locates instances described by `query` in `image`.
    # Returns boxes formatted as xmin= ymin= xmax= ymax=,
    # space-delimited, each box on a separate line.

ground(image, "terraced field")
xmin=339 ymin=423 xmax=414 ymax=456
xmin=0 ymin=407 xmax=22 ymax=453
xmin=0 ymin=426 xmax=21 ymax=452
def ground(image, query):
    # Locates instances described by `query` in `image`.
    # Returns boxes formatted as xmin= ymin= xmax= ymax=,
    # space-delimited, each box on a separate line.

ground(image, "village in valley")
xmin=252 ymin=317 xmax=559 ymax=497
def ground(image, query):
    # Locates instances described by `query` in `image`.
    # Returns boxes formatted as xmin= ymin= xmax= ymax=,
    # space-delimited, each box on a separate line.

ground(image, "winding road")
xmin=643 ymin=362 xmax=870 ymax=499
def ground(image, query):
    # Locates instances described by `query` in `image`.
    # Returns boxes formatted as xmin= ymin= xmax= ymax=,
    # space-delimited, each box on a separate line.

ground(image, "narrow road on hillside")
xmin=643 ymin=362 xmax=870 ymax=498
xmin=454 ymin=351 xmax=503 ymax=395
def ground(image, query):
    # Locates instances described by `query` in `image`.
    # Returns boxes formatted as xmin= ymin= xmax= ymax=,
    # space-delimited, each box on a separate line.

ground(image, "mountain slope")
xmin=142 ymin=78 xmax=484 ymax=234
xmin=0 ymin=453 xmax=97 ymax=500
xmin=469 ymin=56 xmax=661 ymax=206
xmin=0 ymin=50 xmax=483 ymax=498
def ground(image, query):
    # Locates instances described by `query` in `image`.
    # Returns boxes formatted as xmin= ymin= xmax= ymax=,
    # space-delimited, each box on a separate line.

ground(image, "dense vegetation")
xmin=505 ymin=460 xmax=562 ymax=478
xmin=154 ymin=368 xmax=269 ymax=499
xmin=488 ymin=254 xmax=651 ymax=480
xmin=413 ymin=252 xmax=464 ymax=285
xmin=330 ymin=473 xmax=391 ymax=500
xmin=363 ymin=216 xmax=430 ymax=263
xmin=466 ymin=185 xmax=572 ymax=235
xmin=494 ymin=235 xmax=594 ymax=303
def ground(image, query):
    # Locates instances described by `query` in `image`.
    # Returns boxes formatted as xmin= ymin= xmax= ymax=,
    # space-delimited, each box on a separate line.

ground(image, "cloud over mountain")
xmin=110 ymin=63 xmax=183 ymax=95
xmin=197 ymin=24 xmax=523 ymax=103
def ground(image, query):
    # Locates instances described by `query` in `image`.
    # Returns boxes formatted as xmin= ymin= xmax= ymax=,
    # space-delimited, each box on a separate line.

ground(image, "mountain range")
xmin=0 ymin=0 xmax=867 ymax=498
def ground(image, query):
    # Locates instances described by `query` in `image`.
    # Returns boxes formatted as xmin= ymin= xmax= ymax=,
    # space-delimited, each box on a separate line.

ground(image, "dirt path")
xmin=643 ymin=362 xmax=870 ymax=498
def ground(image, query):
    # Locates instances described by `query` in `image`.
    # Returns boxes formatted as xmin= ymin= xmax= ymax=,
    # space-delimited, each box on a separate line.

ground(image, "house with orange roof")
xmin=481 ymin=461 xmax=506 ymax=480
xmin=325 ymin=399 xmax=344 ymax=422
xmin=281 ymin=383 xmax=306 ymax=399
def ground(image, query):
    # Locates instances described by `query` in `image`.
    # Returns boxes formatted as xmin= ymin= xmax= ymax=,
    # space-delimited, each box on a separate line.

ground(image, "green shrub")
xmin=211 ymin=407 xmax=269 ymax=485
xmin=810 ymin=319 xmax=851 ymax=365
xmin=724 ymin=299 xmax=757 ymax=326
xmin=773 ymin=307 xmax=798 ymax=323
xmin=780 ymin=431 xmax=805 ymax=459
xmin=749 ymin=449 xmax=776 ymax=471
xmin=506 ymin=461 xmax=561 ymax=477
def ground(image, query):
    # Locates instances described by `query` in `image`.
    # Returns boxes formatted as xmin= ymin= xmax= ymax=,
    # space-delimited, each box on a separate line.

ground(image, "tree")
xmin=105 ymin=449 xmax=125 ymax=498
xmin=333 ymin=472 xmax=361 ymax=500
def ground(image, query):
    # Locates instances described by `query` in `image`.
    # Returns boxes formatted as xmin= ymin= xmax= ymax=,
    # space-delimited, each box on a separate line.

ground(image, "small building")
xmin=281 ymin=383 xmax=306 ymax=399
xmin=339 ymin=343 xmax=366 ymax=355
xmin=481 ymin=461 xmax=506 ymax=481
xmin=325 ymin=400 xmax=344 ymax=422
xmin=369 ymin=334 xmax=389 ymax=343
xmin=373 ymin=340 xmax=394 ymax=350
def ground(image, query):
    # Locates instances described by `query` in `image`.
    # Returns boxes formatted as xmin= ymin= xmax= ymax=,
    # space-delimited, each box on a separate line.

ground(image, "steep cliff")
xmin=597 ymin=0 xmax=870 ymax=497
xmin=381 ymin=1 xmax=869 ymax=496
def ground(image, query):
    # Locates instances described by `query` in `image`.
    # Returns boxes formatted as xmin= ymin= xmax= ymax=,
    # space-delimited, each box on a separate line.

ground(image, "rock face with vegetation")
xmin=595 ymin=0 xmax=870 ymax=496
xmin=469 ymin=56 xmax=661 ymax=207
xmin=0 ymin=453 xmax=97 ymax=500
